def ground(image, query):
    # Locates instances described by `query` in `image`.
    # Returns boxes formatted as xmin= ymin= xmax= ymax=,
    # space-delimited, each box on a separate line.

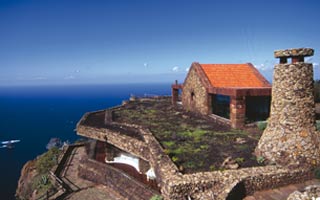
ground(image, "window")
xmin=191 ymin=92 xmax=195 ymax=101
xmin=212 ymin=94 xmax=230 ymax=119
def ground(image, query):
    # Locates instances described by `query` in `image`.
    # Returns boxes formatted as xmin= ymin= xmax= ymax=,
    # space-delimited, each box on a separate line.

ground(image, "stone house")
xmin=74 ymin=48 xmax=318 ymax=200
xmin=172 ymin=62 xmax=272 ymax=128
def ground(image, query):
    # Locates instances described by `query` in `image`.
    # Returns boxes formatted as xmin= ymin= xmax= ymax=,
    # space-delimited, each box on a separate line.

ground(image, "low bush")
xmin=35 ymin=147 xmax=61 ymax=174
xmin=257 ymin=121 xmax=267 ymax=131
xmin=150 ymin=195 xmax=163 ymax=200
xmin=257 ymin=156 xmax=265 ymax=165
xmin=235 ymin=157 xmax=245 ymax=164
xmin=314 ymin=168 xmax=320 ymax=179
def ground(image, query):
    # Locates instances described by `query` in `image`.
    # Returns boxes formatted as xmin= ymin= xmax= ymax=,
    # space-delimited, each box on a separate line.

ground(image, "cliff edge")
xmin=16 ymin=159 xmax=38 ymax=200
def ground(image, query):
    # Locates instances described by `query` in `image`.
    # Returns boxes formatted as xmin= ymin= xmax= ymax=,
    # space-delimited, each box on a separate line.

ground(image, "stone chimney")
xmin=255 ymin=48 xmax=320 ymax=167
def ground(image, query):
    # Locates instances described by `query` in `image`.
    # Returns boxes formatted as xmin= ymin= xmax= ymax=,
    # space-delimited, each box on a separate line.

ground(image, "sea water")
xmin=0 ymin=83 xmax=170 ymax=200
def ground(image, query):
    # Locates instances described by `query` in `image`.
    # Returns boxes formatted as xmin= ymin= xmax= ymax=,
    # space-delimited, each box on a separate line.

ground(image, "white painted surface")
xmin=146 ymin=168 xmax=156 ymax=180
xmin=105 ymin=153 xmax=140 ymax=172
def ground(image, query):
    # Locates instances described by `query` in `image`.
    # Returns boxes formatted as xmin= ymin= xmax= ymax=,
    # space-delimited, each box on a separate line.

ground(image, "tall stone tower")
xmin=255 ymin=48 xmax=320 ymax=167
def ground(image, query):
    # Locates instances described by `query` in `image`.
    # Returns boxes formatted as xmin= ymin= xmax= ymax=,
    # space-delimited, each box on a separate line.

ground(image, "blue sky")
xmin=0 ymin=0 xmax=319 ymax=86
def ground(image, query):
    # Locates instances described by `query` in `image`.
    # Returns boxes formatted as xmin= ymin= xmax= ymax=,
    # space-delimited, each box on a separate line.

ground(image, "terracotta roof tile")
xmin=200 ymin=63 xmax=270 ymax=88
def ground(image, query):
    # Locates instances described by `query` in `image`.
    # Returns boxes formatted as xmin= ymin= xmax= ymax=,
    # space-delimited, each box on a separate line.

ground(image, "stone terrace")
xmin=78 ymin=97 xmax=262 ymax=174
xmin=76 ymin=97 xmax=316 ymax=199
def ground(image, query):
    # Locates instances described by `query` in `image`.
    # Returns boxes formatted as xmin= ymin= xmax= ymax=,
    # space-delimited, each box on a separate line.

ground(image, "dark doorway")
xmin=212 ymin=94 xmax=230 ymax=119
xmin=226 ymin=181 xmax=247 ymax=200
xmin=245 ymin=96 xmax=271 ymax=122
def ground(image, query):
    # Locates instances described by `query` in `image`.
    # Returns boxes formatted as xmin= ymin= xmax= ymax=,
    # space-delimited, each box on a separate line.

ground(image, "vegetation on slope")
xmin=16 ymin=147 xmax=62 ymax=200
xmin=114 ymin=98 xmax=262 ymax=173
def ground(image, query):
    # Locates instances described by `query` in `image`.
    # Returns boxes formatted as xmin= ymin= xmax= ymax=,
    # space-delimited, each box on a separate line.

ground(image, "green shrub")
xmin=235 ymin=157 xmax=245 ymax=164
xmin=41 ymin=175 xmax=48 ymax=185
xmin=150 ymin=195 xmax=163 ymax=200
xmin=182 ymin=161 xmax=196 ymax=169
xmin=314 ymin=168 xmax=320 ymax=179
xmin=210 ymin=165 xmax=216 ymax=171
xmin=237 ymin=144 xmax=249 ymax=151
xmin=257 ymin=121 xmax=267 ymax=131
xmin=257 ymin=156 xmax=265 ymax=165
xmin=163 ymin=141 xmax=175 ymax=148
xmin=172 ymin=156 xmax=179 ymax=162
xmin=177 ymin=129 xmax=207 ymax=142
xmin=316 ymin=120 xmax=320 ymax=131
xmin=35 ymin=147 xmax=61 ymax=174
xmin=31 ymin=174 xmax=52 ymax=192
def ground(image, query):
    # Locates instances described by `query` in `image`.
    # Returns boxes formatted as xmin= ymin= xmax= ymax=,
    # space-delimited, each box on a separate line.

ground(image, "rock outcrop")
xmin=15 ymin=160 xmax=38 ymax=200
xmin=287 ymin=185 xmax=320 ymax=200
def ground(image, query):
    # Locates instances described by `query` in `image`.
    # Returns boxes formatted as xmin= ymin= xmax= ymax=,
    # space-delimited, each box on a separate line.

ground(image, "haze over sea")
xmin=0 ymin=83 xmax=170 ymax=200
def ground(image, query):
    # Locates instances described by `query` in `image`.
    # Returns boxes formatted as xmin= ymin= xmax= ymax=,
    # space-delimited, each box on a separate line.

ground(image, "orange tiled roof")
xmin=200 ymin=63 xmax=270 ymax=88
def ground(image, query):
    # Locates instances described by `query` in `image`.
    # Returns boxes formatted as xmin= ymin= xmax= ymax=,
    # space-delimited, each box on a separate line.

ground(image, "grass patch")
xmin=177 ymin=129 xmax=207 ymax=142
xmin=213 ymin=131 xmax=248 ymax=136
xmin=162 ymin=141 xmax=175 ymax=148
xmin=237 ymin=144 xmax=250 ymax=151
xmin=235 ymin=157 xmax=245 ymax=164
xmin=150 ymin=195 xmax=163 ymax=200
xmin=257 ymin=121 xmax=267 ymax=131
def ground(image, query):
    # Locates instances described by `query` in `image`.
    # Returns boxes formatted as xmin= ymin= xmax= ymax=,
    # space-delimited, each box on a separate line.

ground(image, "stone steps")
xmin=78 ymin=158 xmax=158 ymax=200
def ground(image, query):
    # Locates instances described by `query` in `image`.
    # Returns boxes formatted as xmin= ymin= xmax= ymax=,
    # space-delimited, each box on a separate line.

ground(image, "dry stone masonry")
xmin=181 ymin=65 xmax=211 ymax=115
xmin=256 ymin=48 xmax=320 ymax=167
xmin=77 ymin=97 xmax=318 ymax=199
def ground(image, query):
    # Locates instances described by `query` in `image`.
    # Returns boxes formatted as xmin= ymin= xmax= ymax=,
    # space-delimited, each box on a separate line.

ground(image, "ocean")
xmin=0 ymin=83 xmax=170 ymax=200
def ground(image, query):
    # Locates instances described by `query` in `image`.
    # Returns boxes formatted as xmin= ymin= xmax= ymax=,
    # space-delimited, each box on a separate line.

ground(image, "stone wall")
xmin=182 ymin=66 xmax=210 ymax=115
xmin=139 ymin=128 xmax=180 ymax=191
xmin=78 ymin=116 xmax=316 ymax=200
xmin=256 ymin=48 xmax=320 ymax=167
xmin=77 ymin=95 xmax=318 ymax=199
xmin=160 ymin=166 xmax=312 ymax=200
xmin=77 ymin=124 xmax=150 ymax=161
xmin=135 ymin=117 xmax=314 ymax=200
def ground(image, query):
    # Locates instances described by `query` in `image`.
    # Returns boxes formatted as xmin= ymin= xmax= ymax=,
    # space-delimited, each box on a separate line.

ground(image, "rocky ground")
xmin=316 ymin=103 xmax=320 ymax=119
xmin=15 ymin=160 xmax=38 ymax=200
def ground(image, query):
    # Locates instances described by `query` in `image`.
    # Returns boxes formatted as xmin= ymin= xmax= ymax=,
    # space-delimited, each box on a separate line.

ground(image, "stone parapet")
xmin=77 ymin=125 xmax=150 ymax=161
xmin=139 ymin=128 xmax=180 ymax=192
xmin=160 ymin=165 xmax=312 ymax=200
